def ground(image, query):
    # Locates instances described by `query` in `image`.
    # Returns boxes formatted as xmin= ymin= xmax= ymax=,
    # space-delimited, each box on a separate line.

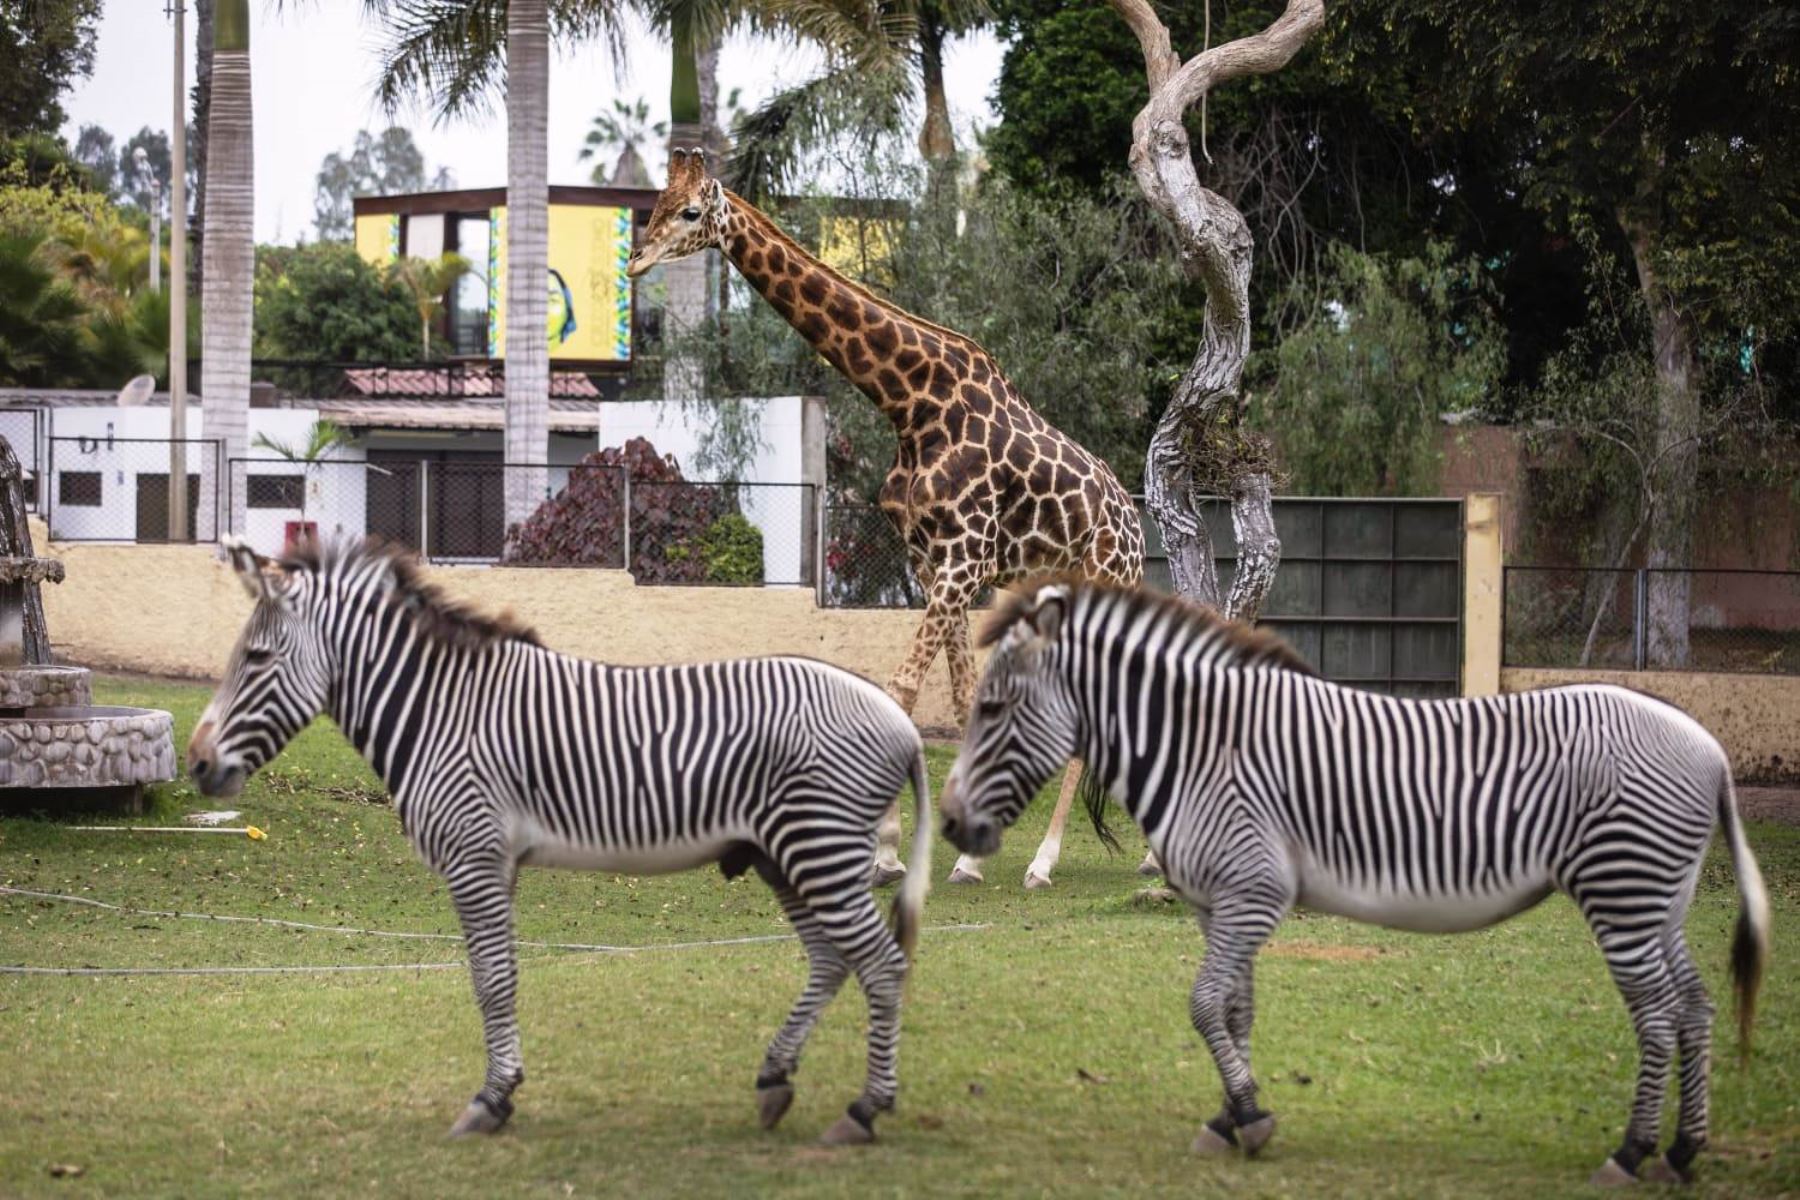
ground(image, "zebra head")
xmin=188 ymin=537 xmax=331 ymax=797
xmin=941 ymin=582 xmax=1081 ymax=857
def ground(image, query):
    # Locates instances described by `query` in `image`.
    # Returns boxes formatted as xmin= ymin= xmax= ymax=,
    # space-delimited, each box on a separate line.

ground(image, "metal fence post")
xmin=418 ymin=460 xmax=432 ymax=563
xmin=621 ymin=469 xmax=632 ymax=572
xmin=1633 ymin=568 xmax=1648 ymax=671
xmin=815 ymin=491 xmax=828 ymax=605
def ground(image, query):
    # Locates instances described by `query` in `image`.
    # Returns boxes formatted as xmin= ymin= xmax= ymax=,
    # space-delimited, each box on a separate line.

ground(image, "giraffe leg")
xmin=1023 ymin=762 xmax=1083 ymax=889
xmin=888 ymin=570 xmax=982 ymax=884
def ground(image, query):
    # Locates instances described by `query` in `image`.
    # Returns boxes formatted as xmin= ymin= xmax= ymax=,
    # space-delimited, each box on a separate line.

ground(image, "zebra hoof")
xmin=1590 ymin=1157 xmax=1640 ymax=1187
xmin=1638 ymin=1157 xmax=1689 ymax=1185
xmin=818 ymin=1113 xmax=876 ymax=1146
xmin=1191 ymin=1124 xmax=1237 ymax=1156
xmin=1023 ymin=864 xmax=1054 ymax=889
xmin=1238 ymin=1114 xmax=1276 ymax=1157
xmin=757 ymin=1082 xmax=795 ymax=1130
xmin=447 ymin=1096 xmax=512 ymax=1138
xmin=946 ymin=863 xmax=984 ymax=885
xmin=871 ymin=862 xmax=906 ymax=888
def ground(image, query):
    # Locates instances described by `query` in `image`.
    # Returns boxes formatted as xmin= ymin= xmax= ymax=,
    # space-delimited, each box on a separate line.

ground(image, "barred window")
xmin=58 ymin=471 xmax=101 ymax=507
xmin=247 ymin=475 xmax=305 ymax=509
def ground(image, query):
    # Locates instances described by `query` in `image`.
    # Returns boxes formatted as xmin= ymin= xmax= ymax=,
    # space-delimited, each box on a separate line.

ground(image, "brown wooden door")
xmin=135 ymin=473 xmax=201 ymax=542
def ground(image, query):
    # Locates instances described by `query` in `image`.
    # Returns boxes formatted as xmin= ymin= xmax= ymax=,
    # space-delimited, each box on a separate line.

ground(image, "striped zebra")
xmin=939 ymin=579 xmax=1770 ymax=1186
xmin=188 ymin=536 xmax=934 ymax=1145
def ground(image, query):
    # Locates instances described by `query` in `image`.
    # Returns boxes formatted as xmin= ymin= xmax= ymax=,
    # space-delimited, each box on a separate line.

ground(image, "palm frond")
xmin=724 ymin=62 xmax=910 ymax=200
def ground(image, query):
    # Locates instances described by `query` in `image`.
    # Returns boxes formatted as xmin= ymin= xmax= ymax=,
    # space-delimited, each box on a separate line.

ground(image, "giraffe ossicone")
xmin=634 ymin=150 xmax=1147 ymax=889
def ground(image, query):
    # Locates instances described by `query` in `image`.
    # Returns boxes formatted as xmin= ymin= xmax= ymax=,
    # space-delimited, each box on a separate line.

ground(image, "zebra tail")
xmin=1719 ymin=771 xmax=1770 ymax=1064
xmin=891 ymin=747 xmax=934 ymax=961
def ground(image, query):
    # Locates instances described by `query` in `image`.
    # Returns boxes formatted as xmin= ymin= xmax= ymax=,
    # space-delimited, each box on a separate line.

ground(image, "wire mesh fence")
xmin=1504 ymin=566 xmax=1800 ymax=674
xmin=821 ymin=505 xmax=923 ymax=608
xmin=0 ymin=408 xmax=45 ymax=511
xmin=45 ymin=437 xmax=223 ymax=543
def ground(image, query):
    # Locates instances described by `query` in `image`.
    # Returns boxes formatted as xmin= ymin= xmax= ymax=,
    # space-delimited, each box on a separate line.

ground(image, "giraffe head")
xmin=627 ymin=147 xmax=729 ymax=278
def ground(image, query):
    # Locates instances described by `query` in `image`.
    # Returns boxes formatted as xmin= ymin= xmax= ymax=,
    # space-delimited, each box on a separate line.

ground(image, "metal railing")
xmin=45 ymin=436 xmax=223 ymax=543
xmin=1504 ymin=566 xmax=1800 ymax=675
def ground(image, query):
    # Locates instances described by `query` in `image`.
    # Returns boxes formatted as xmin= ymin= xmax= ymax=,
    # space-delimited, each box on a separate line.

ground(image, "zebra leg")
xmin=1588 ymin=929 xmax=1681 ymax=1186
xmin=810 ymin=891 xmax=909 ymax=1146
xmin=445 ymin=860 xmax=525 ymax=1137
xmin=1195 ymin=962 xmax=1256 ymax=1156
xmin=754 ymin=878 xmax=851 ymax=1131
xmin=1189 ymin=901 xmax=1281 ymax=1156
xmin=1642 ymin=930 xmax=1714 ymax=1184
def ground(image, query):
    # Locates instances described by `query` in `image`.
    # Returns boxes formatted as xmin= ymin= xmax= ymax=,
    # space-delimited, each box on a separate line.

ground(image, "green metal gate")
xmin=1144 ymin=498 xmax=1464 ymax=697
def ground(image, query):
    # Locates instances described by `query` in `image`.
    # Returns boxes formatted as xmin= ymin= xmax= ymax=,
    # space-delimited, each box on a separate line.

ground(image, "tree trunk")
xmin=190 ymin=0 xmax=214 ymax=301
xmin=504 ymin=0 xmax=551 ymax=531
xmin=917 ymin=12 xmax=956 ymax=164
xmin=1621 ymin=203 xmax=1699 ymax=668
xmin=1110 ymin=0 xmax=1322 ymax=621
xmin=662 ymin=19 xmax=708 ymax=405
xmin=698 ymin=32 xmax=727 ymax=325
xmin=201 ymin=0 xmax=253 ymax=541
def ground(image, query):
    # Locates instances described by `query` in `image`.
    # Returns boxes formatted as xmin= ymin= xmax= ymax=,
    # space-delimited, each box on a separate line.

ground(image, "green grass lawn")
xmin=1 ymin=676 xmax=1796 ymax=1198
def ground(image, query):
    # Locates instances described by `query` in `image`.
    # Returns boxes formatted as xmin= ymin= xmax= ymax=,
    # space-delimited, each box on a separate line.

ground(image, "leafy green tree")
xmin=85 ymin=286 xmax=201 ymax=390
xmin=313 ymin=127 xmax=453 ymax=241
xmin=1349 ymin=0 xmax=1800 ymax=663
xmin=1251 ymin=241 xmax=1503 ymax=496
xmin=0 ymin=0 xmax=101 ymax=138
xmin=72 ymin=125 xmax=117 ymax=196
xmin=254 ymin=242 xmax=419 ymax=363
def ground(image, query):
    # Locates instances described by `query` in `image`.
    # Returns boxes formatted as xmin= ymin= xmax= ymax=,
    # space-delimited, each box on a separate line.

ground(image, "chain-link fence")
xmin=821 ymin=504 xmax=923 ymax=608
xmin=0 ymin=408 xmax=45 ymax=511
xmin=45 ymin=436 xmax=223 ymax=542
xmin=225 ymin=458 xmax=816 ymax=586
xmin=1504 ymin=566 xmax=1800 ymax=674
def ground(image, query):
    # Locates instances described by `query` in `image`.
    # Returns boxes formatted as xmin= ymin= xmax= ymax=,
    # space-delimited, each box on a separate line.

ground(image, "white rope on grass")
xmin=0 ymin=884 xmax=991 ymax=977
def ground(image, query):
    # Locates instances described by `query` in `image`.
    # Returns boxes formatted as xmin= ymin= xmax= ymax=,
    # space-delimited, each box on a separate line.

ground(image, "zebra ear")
xmin=220 ymin=536 xmax=279 ymax=602
xmin=1024 ymin=585 xmax=1069 ymax=645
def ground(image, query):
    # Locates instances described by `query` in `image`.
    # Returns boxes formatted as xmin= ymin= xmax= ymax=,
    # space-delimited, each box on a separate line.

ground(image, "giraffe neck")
xmin=717 ymin=190 xmax=987 ymax=431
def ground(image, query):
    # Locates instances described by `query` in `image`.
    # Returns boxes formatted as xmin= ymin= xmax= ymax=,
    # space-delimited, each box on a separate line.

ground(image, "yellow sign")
xmin=354 ymin=204 xmax=633 ymax=363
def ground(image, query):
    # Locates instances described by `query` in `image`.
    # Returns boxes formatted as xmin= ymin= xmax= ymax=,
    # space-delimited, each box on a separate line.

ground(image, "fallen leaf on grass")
xmin=48 ymin=1164 xmax=84 ymax=1179
xmin=1076 ymin=1068 xmax=1108 ymax=1085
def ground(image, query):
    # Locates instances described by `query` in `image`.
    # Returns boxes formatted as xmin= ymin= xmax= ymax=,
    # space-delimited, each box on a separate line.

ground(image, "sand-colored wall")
xmin=33 ymin=522 xmax=977 ymax=730
xmin=1501 ymin=666 xmax=1800 ymax=783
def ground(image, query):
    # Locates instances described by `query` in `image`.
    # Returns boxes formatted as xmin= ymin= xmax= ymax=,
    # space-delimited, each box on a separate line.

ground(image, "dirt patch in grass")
xmin=1740 ymin=787 xmax=1800 ymax=827
xmin=1265 ymin=941 xmax=1386 ymax=962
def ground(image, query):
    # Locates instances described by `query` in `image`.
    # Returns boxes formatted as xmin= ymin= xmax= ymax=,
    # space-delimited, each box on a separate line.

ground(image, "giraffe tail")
xmin=891 ymin=746 xmax=934 ymax=961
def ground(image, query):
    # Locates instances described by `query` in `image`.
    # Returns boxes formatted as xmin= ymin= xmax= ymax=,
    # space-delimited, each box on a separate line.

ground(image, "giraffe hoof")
xmin=871 ymin=862 xmax=906 ymax=888
xmin=1638 ymin=1157 xmax=1689 ymax=1186
xmin=1137 ymin=855 xmax=1163 ymax=877
xmin=1023 ymin=866 xmax=1054 ymax=889
xmin=818 ymin=1113 xmax=876 ymax=1146
xmin=1238 ymin=1114 xmax=1276 ymax=1157
xmin=1191 ymin=1125 xmax=1237 ymax=1156
xmin=757 ymin=1082 xmax=795 ymax=1130
xmin=1590 ymin=1158 xmax=1639 ymax=1187
xmin=946 ymin=865 xmax=984 ymax=885
xmin=447 ymin=1096 xmax=512 ymax=1138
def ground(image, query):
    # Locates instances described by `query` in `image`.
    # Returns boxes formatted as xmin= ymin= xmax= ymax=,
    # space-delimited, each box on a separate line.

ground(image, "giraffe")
xmin=627 ymin=148 xmax=1148 ymax=888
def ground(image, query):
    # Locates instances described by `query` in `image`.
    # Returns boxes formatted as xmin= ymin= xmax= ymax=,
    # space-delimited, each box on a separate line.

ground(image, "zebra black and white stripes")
xmin=942 ymin=579 xmax=1768 ymax=1185
xmin=189 ymin=536 xmax=933 ymax=1144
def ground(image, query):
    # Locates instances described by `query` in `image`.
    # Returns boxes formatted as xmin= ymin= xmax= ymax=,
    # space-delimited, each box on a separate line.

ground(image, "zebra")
xmin=187 ymin=536 xmax=935 ymax=1145
xmin=939 ymin=578 xmax=1770 ymax=1186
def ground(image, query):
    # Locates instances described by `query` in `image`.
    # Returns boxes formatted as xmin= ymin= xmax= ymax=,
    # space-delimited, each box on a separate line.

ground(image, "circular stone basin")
xmin=0 ymin=705 xmax=176 ymax=789
xmin=0 ymin=664 xmax=92 ymax=711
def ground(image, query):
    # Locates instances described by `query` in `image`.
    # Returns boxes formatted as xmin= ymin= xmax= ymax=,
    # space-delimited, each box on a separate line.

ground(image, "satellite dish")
xmin=116 ymin=375 xmax=156 ymax=407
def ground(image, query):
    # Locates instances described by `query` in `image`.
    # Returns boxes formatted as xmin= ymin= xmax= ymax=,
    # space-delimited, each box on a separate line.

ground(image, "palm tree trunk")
xmin=917 ymin=11 xmax=956 ymax=164
xmin=504 ymin=0 xmax=551 ymax=531
xmin=201 ymin=0 xmax=253 ymax=541
xmin=663 ymin=18 xmax=708 ymax=405
xmin=190 ymin=0 xmax=214 ymax=301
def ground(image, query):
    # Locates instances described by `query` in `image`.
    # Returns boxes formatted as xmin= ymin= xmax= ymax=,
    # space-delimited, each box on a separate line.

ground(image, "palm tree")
xmin=388 ymin=253 xmax=470 ymax=357
xmin=200 ymin=0 xmax=254 ymax=542
xmin=0 ymin=234 xmax=88 ymax=387
xmin=252 ymin=419 xmax=353 ymax=548
xmin=579 ymin=98 xmax=666 ymax=188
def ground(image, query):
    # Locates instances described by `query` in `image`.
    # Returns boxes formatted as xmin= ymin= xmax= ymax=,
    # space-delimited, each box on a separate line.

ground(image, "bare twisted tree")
xmin=1109 ymin=0 xmax=1324 ymax=619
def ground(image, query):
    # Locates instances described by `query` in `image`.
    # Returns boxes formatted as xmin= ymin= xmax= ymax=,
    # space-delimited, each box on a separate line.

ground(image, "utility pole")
xmin=168 ymin=0 xmax=189 ymax=541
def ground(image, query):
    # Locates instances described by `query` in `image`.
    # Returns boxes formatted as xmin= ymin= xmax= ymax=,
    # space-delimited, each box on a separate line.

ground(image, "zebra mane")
xmin=981 ymin=577 xmax=1315 ymax=677
xmin=280 ymin=536 xmax=542 ymax=651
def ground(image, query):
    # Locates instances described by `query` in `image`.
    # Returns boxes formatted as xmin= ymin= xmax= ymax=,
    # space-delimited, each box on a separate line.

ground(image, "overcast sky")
xmin=61 ymin=4 xmax=1005 ymax=245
